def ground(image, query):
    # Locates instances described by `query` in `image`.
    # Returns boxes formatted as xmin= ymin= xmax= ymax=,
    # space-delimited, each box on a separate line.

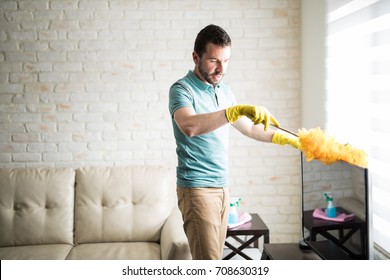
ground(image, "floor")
xmin=222 ymin=248 xmax=262 ymax=260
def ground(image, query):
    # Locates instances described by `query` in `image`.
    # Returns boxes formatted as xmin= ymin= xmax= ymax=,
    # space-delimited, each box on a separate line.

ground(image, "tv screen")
xmin=300 ymin=153 xmax=371 ymax=259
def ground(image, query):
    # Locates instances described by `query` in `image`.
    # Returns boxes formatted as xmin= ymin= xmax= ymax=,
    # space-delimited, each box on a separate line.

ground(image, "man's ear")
xmin=192 ymin=51 xmax=199 ymax=65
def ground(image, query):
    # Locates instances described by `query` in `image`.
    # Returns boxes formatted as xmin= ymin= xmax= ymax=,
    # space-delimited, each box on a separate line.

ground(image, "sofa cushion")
xmin=66 ymin=242 xmax=161 ymax=260
xmin=0 ymin=168 xmax=75 ymax=247
xmin=74 ymin=166 xmax=176 ymax=244
xmin=0 ymin=244 xmax=73 ymax=260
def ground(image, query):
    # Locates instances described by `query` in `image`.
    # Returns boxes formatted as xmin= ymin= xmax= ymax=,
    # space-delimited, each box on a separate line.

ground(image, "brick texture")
xmin=0 ymin=0 xmax=301 ymax=243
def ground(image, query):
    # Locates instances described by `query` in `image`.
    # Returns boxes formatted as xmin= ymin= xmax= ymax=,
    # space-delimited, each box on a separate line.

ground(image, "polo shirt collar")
xmin=187 ymin=70 xmax=221 ymax=91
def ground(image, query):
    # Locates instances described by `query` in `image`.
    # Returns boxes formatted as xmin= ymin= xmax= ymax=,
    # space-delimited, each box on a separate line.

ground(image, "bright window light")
xmin=326 ymin=0 xmax=390 ymax=256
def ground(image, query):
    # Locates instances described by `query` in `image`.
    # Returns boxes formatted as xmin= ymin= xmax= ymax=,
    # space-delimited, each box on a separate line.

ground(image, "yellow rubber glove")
xmin=272 ymin=130 xmax=300 ymax=149
xmin=225 ymin=104 xmax=280 ymax=131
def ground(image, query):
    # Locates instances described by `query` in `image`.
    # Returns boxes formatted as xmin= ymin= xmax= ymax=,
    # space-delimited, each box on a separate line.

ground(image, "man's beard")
xmin=199 ymin=64 xmax=223 ymax=87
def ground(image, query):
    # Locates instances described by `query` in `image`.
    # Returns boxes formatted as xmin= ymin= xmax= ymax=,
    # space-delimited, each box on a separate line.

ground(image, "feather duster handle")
xmin=271 ymin=124 xmax=298 ymax=137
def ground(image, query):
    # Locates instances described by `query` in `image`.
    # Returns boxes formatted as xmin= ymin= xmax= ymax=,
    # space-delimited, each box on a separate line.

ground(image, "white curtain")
xmin=326 ymin=0 xmax=390 ymax=257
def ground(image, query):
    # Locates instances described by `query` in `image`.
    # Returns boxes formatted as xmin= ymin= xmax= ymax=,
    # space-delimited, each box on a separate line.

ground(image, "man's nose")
xmin=216 ymin=61 xmax=225 ymax=73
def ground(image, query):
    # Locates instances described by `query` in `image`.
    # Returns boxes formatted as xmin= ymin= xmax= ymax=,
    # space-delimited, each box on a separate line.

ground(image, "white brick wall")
xmin=0 ymin=0 xmax=301 ymax=243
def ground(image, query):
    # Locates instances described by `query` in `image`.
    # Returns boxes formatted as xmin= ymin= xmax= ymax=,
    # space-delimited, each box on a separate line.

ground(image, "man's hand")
xmin=272 ymin=130 xmax=300 ymax=149
xmin=225 ymin=104 xmax=280 ymax=131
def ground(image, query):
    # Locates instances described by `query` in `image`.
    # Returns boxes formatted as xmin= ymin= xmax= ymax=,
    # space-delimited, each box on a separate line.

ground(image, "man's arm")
xmin=173 ymin=103 xmax=295 ymax=147
xmin=173 ymin=103 xmax=280 ymax=139
xmin=173 ymin=106 xmax=229 ymax=137
xmin=232 ymin=117 xmax=275 ymax=142
xmin=233 ymin=117 xmax=300 ymax=149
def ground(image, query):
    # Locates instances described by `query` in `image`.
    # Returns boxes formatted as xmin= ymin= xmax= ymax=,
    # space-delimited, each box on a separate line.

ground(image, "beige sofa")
xmin=0 ymin=166 xmax=191 ymax=260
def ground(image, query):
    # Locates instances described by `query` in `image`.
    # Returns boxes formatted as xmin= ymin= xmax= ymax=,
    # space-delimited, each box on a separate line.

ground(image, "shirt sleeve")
xmin=169 ymin=82 xmax=193 ymax=118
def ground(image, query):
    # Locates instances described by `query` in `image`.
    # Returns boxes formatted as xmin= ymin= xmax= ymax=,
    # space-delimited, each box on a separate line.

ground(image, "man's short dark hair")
xmin=194 ymin=24 xmax=231 ymax=57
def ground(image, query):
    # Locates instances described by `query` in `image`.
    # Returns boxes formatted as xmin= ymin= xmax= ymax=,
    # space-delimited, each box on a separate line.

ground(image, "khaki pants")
xmin=177 ymin=187 xmax=229 ymax=260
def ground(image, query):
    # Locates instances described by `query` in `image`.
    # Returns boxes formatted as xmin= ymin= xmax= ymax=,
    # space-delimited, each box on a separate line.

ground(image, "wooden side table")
xmin=303 ymin=207 xmax=367 ymax=259
xmin=223 ymin=213 xmax=269 ymax=260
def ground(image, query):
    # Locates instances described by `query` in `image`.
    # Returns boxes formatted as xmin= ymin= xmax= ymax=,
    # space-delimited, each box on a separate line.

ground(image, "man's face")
xmin=193 ymin=43 xmax=231 ymax=87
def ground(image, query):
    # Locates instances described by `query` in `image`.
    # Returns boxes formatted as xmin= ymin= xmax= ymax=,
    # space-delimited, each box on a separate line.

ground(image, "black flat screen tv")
xmin=300 ymin=153 xmax=372 ymax=259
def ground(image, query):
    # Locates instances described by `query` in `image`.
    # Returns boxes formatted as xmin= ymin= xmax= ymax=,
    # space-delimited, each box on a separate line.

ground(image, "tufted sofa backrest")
xmin=74 ymin=166 xmax=176 ymax=244
xmin=0 ymin=168 xmax=75 ymax=247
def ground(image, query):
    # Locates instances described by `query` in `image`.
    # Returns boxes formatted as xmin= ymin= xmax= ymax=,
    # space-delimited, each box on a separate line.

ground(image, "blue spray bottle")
xmin=324 ymin=193 xmax=337 ymax=218
xmin=228 ymin=197 xmax=241 ymax=224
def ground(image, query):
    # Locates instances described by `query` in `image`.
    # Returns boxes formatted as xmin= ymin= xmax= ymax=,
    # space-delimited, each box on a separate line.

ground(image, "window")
xmin=326 ymin=0 xmax=390 ymax=257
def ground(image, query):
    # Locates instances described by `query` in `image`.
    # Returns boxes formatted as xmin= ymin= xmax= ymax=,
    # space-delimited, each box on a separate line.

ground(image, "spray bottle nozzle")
xmin=230 ymin=197 xmax=241 ymax=207
xmin=324 ymin=193 xmax=333 ymax=202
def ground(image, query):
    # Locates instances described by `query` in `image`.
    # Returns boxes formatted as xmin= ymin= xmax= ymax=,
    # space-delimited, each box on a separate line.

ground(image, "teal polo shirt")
xmin=169 ymin=70 xmax=237 ymax=187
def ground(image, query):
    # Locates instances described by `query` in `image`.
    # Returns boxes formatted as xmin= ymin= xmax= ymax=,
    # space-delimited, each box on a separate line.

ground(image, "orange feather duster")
xmin=297 ymin=127 xmax=367 ymax=167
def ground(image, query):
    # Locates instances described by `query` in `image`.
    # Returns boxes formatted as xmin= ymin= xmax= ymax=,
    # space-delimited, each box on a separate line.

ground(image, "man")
xmin=169 ymin=24 xmax=298 ymax=260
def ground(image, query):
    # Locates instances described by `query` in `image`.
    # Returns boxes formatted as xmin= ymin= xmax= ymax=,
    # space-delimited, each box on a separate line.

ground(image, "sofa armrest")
xmin=160 ymin=208 xmax=191 ymax=260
